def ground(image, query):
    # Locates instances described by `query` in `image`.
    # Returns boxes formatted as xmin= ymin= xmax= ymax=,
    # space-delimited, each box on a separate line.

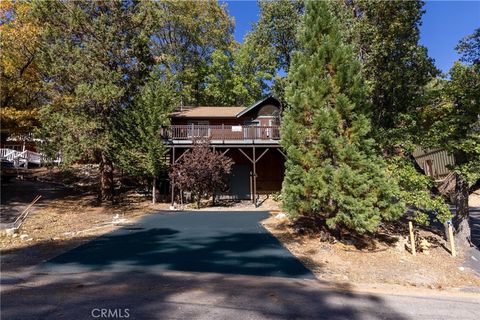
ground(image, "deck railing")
xmin=0 ymin=148 xmax=61 ymax=166
xmin=164 ymin=124 xmax=281 ymax=141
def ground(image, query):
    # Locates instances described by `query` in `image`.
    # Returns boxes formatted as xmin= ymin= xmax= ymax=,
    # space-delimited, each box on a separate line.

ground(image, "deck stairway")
xmin=0 ymin=148 xmax=60 ymax=168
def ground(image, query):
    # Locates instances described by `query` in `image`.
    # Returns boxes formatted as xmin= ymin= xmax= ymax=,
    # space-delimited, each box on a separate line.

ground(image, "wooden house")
xmin=164 ymin=96 xmax=285 ymax=205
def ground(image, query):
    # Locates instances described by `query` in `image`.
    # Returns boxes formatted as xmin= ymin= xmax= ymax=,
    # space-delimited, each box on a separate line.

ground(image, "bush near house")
xmin=170 ymin=141 xmax=233 ymax=208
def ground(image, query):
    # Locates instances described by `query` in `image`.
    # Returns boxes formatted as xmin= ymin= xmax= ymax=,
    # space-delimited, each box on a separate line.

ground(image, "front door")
xmin=228 ymin=164 xmax=251 ymax=199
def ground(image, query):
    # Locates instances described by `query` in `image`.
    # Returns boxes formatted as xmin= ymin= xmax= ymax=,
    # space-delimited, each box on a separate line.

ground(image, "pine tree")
xmin=281 ymin=0 xmax=405 ymax=235
xmin=111 ymin=70 xmax=177 ymax=204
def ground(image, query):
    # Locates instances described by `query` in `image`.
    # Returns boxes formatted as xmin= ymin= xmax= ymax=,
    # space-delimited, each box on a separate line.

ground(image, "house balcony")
xmin=163 ymin=124 xmax=281 ymax=145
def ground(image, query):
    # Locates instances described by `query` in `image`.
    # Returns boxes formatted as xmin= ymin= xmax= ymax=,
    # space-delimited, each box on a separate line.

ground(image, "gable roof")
xmin=170 ymin=96 xmax=281 ymax=119
xmin=236 ymin=96 xmax=280 ymax=118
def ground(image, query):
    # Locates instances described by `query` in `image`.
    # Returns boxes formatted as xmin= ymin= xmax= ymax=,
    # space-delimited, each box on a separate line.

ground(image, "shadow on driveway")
xmin=40 ymin=211 xmax=314 ymax=279
xmin=1 ymin=269 xmax=419 ymax=320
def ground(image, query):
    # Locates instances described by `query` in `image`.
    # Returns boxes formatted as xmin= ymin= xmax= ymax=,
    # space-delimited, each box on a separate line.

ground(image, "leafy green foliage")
xmin=418 ymin=29 xmax=479 ymax=244
xmin=150 ymin=0 xmax=235 ymax=106
xmin=249 ymin=0 xmax=303 ymax=73
xmin=419 ymin=61 xmax=480 ymax=185
xmin=244 ymin=0 xmax=304 ymax=104
xmin=281 ymin=0 xmax=405 ymax=235
xmin=455 ymin=28 xmax=480 ymax=66
xmin=387 ymin=157 xmax=452 ymax=224
xmin=204 ymin=45 xmax=270 ymax=106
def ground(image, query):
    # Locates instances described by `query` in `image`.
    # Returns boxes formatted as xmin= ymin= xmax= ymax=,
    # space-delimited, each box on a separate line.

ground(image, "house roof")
xmin=170 ymin=96 xmax=281 ymax=119
xmin=171 ymin=106 xmax=245 ymax=118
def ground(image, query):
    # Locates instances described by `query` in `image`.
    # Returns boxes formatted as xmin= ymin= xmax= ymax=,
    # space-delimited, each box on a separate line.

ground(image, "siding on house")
xmin=413 ymin=147 xmax=454 ymax=181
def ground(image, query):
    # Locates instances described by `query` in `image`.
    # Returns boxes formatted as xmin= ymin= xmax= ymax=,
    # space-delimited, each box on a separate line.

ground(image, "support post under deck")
xmin=253 ymin=146 xmax=257 ymax=207
xmin=171 ymin=147 xmax=175 ymax=206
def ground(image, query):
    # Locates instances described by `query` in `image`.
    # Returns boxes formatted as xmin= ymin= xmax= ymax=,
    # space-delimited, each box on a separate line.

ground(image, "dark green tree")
xmin=456 ymin=28 xmax=480 ymax=66
xmin=332 ymin=0 xmax=450 ymax=227
xmin=339 ymin=0 xmax=438 ymax=148
xmin=419 ymin=32 xmax=480 ymax=246
xmin=34 ymin=0 xmax=155 ymax=202
xmin=281 ymin=0 xmax=404 ymax=235
xmin=111 ymin=71 xmax=177 ymax=204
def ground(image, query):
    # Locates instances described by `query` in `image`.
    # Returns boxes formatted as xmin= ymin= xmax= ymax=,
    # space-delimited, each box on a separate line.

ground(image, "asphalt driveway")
xmin=4 ymin=211 xmax=480 ymax=319
xmin=40 ymin=211 xmax=314 ymax=279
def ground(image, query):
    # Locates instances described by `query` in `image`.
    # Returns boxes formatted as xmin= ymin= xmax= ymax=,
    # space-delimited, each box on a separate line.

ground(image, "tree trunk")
xmin=152 ymin=176 xmax=157 ymax=204
xmin=452 ymin=151 xmax=471 ymax=249
xmin=453 ymin=172 xmax=471 ymax=248
xmin=99 ymin=153 xmax=114 ymax=203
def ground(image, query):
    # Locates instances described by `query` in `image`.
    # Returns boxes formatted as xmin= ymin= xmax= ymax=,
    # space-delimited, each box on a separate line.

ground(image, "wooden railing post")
xmin=222 ymin=124 xmax=225 ymax=143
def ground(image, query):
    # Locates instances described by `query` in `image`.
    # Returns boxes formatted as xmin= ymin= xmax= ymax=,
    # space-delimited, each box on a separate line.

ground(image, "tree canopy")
xmin=150 ymin=0 xmax=235 ymax=106
xmin=0 ymin=0 xmax=43 ymax=135
xmin=34 ymin=0 xmax=155 ymax=201
xmin=418 ymin=30 xmax=480 ymax=245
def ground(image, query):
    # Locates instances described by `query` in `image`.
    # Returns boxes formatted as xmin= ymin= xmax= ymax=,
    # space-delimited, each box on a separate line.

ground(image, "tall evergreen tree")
xmin=34 ymin=0 xmax=154 ymax=202
xmin=111 ymin=70 xmax=177 ymax=204
xmin=281 ymin=0 xmax=404 ymax=235
xmin=334 ymin=0 xmax=450 ymax=226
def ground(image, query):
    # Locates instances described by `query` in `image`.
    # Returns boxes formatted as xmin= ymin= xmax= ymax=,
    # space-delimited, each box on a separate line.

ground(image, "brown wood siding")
xmin=413 ymin=147 xmax=454 ymax=180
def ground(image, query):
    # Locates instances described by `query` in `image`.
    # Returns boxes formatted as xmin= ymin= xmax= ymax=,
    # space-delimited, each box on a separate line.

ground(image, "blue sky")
xmin=224 ymin=0 xmax=480 ymax=73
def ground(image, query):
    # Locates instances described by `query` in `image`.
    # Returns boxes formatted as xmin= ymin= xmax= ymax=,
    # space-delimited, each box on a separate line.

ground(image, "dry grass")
xmin=1 ymin=191 xmax=170 ymax=271
xmin=262 ymin=213 xmax=480 ymax=291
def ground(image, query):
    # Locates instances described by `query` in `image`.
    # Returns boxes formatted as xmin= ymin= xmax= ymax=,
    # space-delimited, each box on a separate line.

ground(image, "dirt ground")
xmin=470 ymin=188 xmax=480 ymax=207
xmin=0 ymin=166 xmax=170 ymax=271
xmin=262 ymin=213 xmax=480 ymax=291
